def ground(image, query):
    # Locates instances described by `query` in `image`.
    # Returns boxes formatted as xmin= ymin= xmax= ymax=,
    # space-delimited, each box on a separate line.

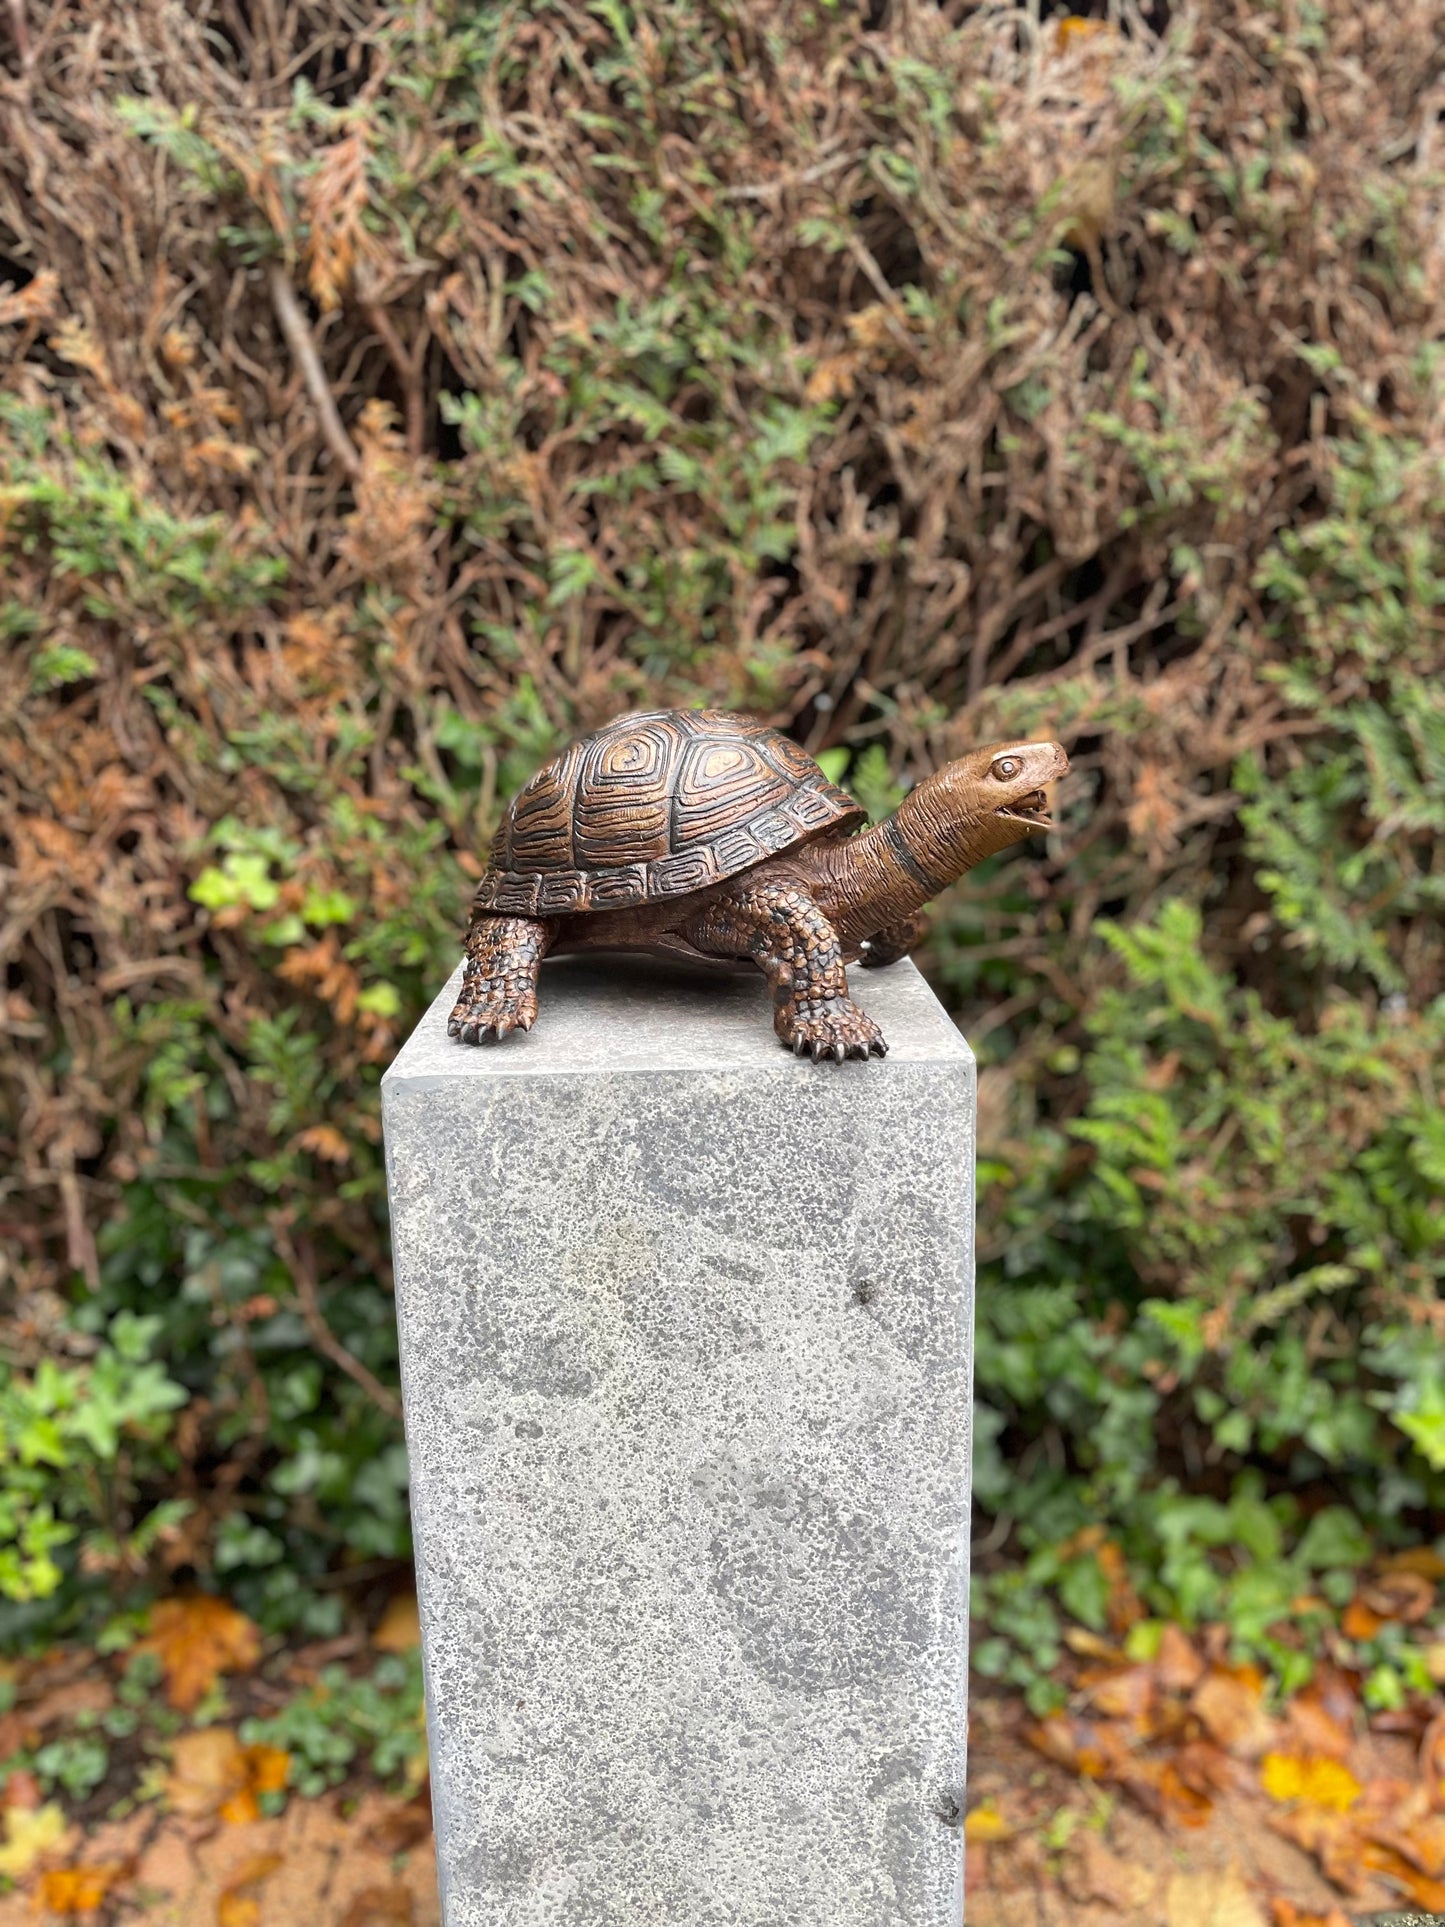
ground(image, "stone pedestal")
xmin=381 ymin=954 xmax=975 ymax=1927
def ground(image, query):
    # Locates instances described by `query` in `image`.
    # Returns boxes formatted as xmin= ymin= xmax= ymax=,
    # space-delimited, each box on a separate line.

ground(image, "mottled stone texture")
xmin=382 ymin=955 xmax=975 ymax=1927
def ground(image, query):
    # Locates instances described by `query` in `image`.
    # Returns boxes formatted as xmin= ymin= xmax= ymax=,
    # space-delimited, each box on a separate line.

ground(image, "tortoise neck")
xmin=806 ymin=768 xmax=1003 ymax=945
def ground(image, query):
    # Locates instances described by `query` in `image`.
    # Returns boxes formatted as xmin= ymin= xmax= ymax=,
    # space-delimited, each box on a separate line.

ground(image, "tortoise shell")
xmin=471 ymin=708 xmax=866 ymax=917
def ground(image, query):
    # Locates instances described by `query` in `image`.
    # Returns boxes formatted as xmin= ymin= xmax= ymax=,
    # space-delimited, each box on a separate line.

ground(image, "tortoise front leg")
xmin=449 ymin=914 xmax=550 ymax=1045
xmin=682 ymin=880 xmax=887 ymax=1061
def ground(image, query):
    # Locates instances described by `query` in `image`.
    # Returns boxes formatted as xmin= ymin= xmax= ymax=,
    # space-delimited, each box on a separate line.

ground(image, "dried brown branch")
xmin=269 ymin=264 xmax=362 ymax=479
xmin=274 ymin=1222 xmax=403 ymax=1423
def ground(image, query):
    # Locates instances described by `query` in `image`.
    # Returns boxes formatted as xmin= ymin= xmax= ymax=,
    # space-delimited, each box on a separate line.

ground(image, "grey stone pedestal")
xmin=381 ymin=955 xmax=975 ymax=1927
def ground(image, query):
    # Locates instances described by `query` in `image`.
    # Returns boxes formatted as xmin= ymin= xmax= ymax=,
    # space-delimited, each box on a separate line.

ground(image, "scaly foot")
xmin=447 ymin=981 xmax=539 ymax=1044
xmin=777 ymin=995 xmax=887 ymax=1062
xmin=448 ymin=912 xmax=548 ymax=1046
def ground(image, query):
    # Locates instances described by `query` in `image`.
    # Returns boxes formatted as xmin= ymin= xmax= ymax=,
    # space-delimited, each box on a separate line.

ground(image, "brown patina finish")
xmin=450 ymin=708 xmax=1068 ymax=1060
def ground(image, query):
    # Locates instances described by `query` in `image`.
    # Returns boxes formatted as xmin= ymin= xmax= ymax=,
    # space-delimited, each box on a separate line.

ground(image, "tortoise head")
xmin=928 ymin=738 xmax=1070 ymax=860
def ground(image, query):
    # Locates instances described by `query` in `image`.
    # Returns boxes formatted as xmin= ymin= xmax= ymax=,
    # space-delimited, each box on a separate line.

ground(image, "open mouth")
xmin=995 ymin=790 xmax=1053 ymax=829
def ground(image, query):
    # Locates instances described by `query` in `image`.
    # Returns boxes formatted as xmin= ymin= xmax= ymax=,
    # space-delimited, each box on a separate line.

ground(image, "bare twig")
xmin=268 ymin=264 xmax=362 ymax=479
xmin=364 ymin=300 xmax=428 ymax=457
xmin=275 ymin=1222 xmax=403 ymax=1422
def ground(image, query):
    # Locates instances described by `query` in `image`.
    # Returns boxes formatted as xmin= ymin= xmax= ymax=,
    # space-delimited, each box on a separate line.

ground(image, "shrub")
xmin=0 ymin=0 xmax=1442 ymax=1665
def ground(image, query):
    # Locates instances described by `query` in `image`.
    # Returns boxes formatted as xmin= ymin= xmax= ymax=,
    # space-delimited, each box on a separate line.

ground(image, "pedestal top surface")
xmin=383 ymin=953 xmax=972 ymax=1088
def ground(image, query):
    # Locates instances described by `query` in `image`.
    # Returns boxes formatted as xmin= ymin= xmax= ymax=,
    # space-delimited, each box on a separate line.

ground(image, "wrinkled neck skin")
xmin=801 ymin=765 xmax=1029 ymax=949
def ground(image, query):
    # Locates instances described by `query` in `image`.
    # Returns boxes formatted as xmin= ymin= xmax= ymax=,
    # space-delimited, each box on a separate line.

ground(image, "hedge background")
xmin=1 ymin=0 xmax=1443 ymax=1702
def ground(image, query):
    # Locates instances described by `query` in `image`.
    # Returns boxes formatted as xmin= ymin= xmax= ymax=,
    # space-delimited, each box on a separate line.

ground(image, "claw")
xmin=794 ymin=1036 xmax=806 ymax=1056
xmin=833 ymin=1042 xmax=846 ymax=1062
xmin=871 ymin=1038 xmax=888 ymax=1057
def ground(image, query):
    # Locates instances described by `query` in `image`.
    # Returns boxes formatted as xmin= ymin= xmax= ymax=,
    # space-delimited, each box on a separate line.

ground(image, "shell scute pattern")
xmin=473 ymin=709 xmax=865 ymax=916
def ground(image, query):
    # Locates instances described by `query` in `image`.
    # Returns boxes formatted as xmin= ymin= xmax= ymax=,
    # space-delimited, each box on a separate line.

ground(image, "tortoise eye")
xmin=993 ymin=756 xmax=1020 ymax=780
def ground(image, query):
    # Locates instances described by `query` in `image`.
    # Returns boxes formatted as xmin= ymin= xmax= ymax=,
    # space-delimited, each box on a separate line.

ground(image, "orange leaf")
xmin=1357 ymin=1839 xmax=1445 ymax=1910
xmin=217 ymin=1900 xmax=260 ymax=1927
xmin=136 ymin=1597 xmax=262 ymax=1711
xmin=1054 ymin=15 xmax=1115 ymax=53
xmin=245 ymin=1744 xmax=290 ymax=1798
xmin=1341 ymin=1597 xmax=1383 ymax=1641
xmin=35 ymin=1864 xmax=129 ymax=1914
xmin=168 ymin=1729 xmax=288 ymax=1822
xmin=295 ymin=1123 xmax=351 ymax=1165
xmin=168 ymin=1729 xmax=251 ymax=1819
xmin=1260 ymin=1752 xmax=1361 ymax=1812
xmin=1271 ymin=1903 xmax=1352 ymax=1927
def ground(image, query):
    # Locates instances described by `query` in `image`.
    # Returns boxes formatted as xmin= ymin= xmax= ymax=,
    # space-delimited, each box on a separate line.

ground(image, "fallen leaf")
xmin=1165 ymin=1861 xmax=1269 ymax=1927
xmin=1192 ymin=1666 xmax=1275 ymax=1757
xmin=1269 ymin=1807 xmax=1370 ymax=1895
xmin=137 ymin=1597 xmax=262 ymax=1711
xmin=216 ymin=1899 xmax=259 ymax=1927
xmin=1024 ymin=1713 xmax=1108 ymax=1778
xmin=0 ymin=1801 xmax=68 ymax=1877
xmin=1155 ymin=1623 xmax=1206 ymax=1694
xmin=2 ymin=1769 xmax=41 ymax=1810
xmin=368 ymin=1794 xmax=432 ymax=1857
xmin=215 ymin=1852 xmax=281 ymax=1927
xmin=1062 ymin=1829 xmax=1155 ymax=1908
xmin=296 ymin=1123 xmax=351 ymax=1164
xmin=372 ymin=1593 xmax=421 ymax=1654
xmin=340 ymin=1887 xmax=414 ymax=1927
xmin=1079 ymin=1661 xmax=1155 ymax=1724
xmin=1172 ymin=1740 xmax=1239 ymax=1799
xmin=1362 ymin=1569 xmax=1436 ymax=1623
xmin=962 ymin=1802 xmax=1012 ymax=1843
xmin=1362 ymin=1808 xmax=1445 ymax=1879
xmin=1097 ymin=1539 xmax=1146 ymax=1633
xmin=1063 ymin=1627 xmax=1123 ymax=1660
xmin=1156 ymin=1760 xmax=1216 ymax=1828
xmin=246 ymin=1744 xmax=289 ymax=1798
xmin=1260 ymin=1752 xmax=1362 ymax=1812
xmin=1270 ymin=1903 xmax=1351 ymax=1927
xmin=36 ymin=1863 xmax=130 ymax=1914
xmin=1379 ymin=1547 xmax=1445 ymax=1581
xmin=1357 ymin=1838 xmax=1445 ymax=1910
xmin=1423 ymin=1710 xmax=1445 ymax=1809
xmin=168 ymin=1729 xmax=288 ymax=1823
xmin=1282 ymin=1689 xmax=1353 ymax=1760
xmin=1054 ymin=15 xmax=1115 ymax=53
xmin=1342 ymin=1597 xmax=1383 ymax=1641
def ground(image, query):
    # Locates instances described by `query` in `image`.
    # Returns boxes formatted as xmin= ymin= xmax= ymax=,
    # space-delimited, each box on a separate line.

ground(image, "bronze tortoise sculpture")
xmin=449 ymin=707 xmax=1068 ymax=1060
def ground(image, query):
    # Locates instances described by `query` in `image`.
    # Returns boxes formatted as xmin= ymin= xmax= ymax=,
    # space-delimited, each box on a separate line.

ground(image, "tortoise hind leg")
xmin=449 ymin=914 xmax=550 ymax=1045
xmin=682 ymin=880 xmax=886 ymax=1061
xmin=859 ymin=912 xmax=927 ymax=969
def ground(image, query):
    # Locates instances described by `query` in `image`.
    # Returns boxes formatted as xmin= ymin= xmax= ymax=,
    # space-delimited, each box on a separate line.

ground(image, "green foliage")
xmin=966 ymin=900 xmax=1445 ymax=1697
xmin=2 ymin=0 xmax=1444 ymax=1705
xmin=0 ymin=1317 xmax=188 ymax=1606
xmin=239 ymin=1651 xmax=427 ymax=1798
